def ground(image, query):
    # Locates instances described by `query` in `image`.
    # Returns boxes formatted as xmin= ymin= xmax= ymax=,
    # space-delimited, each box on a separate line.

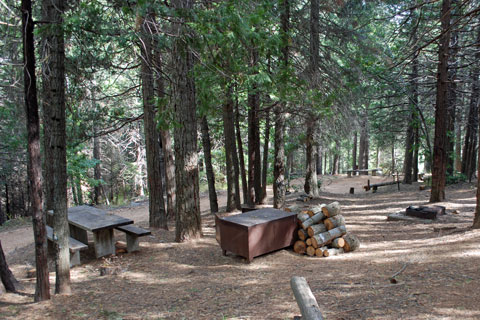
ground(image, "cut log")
xmin=306 ymin=238 xmax=313 ymax=246
xmin=298 ymin=229 xmax=308 ymax=241
xmin=323 ymin=247 xmax=344 ymax=257
xmin=297 ymin=212 xmax=311 ymax=225
xmin=331 ymin=237 xmax=345 ymax=248
xmin=321 ymin=201 xmax=341 ymax=217
xmin=342 ymin=233 xmax=360 ymax=253
xmin=290 ymin=276 xmax=324 ymax=320
xmin=307 ymin=224 xmax=327 ymax=237
xmin=294 ymin=240 xmax=307 ymax=254
xmin=387 ymin=211 xmax=434 ymax=224
xmin=301 ymin=211 xmax=327 ymax=229
xmin=314 ymin=248 xmax=323 ymax=257
xmin=311 ymin=226 xmax=347 ymax=248
xmin=324 ymin=215 xmax=346 ymax=231
xmin=306 ymin=246 xmax=316 ymax=257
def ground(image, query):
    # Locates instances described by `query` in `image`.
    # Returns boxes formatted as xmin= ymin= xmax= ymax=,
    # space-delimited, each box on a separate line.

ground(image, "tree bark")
xmin=304 ymin=120 xmax=318 ymax=196
xmin=0 ymin=240 xmax=17 ymax=293
xmin=273 ymin=0 xmax=289 ymax=209
xmin=201 ymin=116 xmax=219 ymax=213
xmin=461 ymin=26 xmax=480 ymax=182
xmin=41 ymin=0 xmax=71 ymax=294
xmin=352 ymin=132 xmax=358 ymax=170
xmin=235 ymin=93 xmax=248 ymax=204
xmin=260 ymin=109 xmax=270 ymax=204
xmin=430 ymin=0 xmax=451 ymax=203
xmin=223 ymin=85 xmax=238 ymax=212
xmin=22 ymin=0 xmax=50 ymax=300
xmin=140 ymin=12 xmax=167 ymax=229
xmin=316 ymin=146 xmax=322 ymax=175
xmin=173 ymin=0 xmax=202 ymax=241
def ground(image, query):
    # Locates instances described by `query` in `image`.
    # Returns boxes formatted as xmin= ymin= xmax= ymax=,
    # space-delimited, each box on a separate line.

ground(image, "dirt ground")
xmin=1 ymin=174 xmax=480 ymax=319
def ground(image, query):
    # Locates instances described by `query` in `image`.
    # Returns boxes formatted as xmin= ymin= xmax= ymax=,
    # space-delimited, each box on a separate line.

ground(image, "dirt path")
xmin=1 ymin=176 xmax=480 ymax=319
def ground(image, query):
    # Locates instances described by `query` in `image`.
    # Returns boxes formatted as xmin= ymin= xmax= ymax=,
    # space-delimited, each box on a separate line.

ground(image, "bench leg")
xmin=70 ymin=225 xmax=88 ymax=244
xmin=93 ymin=229 xmax=115 ymax=258
xmin=125 ymin=234 xmax=140 ymax=252
xmin=70 ymin=250 xmax=81 ymax=267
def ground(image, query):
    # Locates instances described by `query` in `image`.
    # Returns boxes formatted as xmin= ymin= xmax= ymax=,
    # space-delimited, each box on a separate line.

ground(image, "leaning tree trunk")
xmin=0 ymin=240 xmax=17 ymax=293
xmin=430 ymin=0 xmax=451 ymax=203
xmin=201 ymin=116 xmax=219 ymax=213
xmin=274 ymin=0 xmax=289 ymax=209
xmin=140 ymin=12 xmax=167 ymax=229
xmin=173 ymin=0 xmax=202 ymax=241
xmin=22 ymin=0 xmax=50 ymax=300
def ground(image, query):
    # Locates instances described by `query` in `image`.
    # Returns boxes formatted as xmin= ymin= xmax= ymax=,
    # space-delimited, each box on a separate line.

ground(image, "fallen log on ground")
xmin=342 ymin=233 xmax=360 ymax=252
xmin=290 ymin=276 xmax=324 ymax=320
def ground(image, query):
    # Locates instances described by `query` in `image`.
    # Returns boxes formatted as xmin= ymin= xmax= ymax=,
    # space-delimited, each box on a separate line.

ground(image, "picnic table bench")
xmin=46 ymin=225 xmax=88 ymax=267
xmin=115 ymin=225 xmax=151 ymax=252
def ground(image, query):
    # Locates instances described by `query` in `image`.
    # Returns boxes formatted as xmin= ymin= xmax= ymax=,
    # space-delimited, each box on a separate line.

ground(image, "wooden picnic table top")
xmin=49 ymin=206 xmax=133 ymax=232
xmin=221 ymin=208 xmax=296 ymax=228
xmin=68 ymin=210 xmax=132 ymax=232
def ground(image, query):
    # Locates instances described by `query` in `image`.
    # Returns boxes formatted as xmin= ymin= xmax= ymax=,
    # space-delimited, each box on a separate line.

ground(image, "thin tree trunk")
xmin=413 ymin=126 xmax=419 ymax=182
xmin=22 ymin=0 xmax=50 ymax=300
xmin=260 ymin=109 xmax=270 ymax=204
xmin=352 ymin=132 xmax=357 ymax=169
xmin=173 ymin=0 xmax=201 ymax=241
xmin=304 ymin=120 xmax=318 ymax=196
xmin=274 ymin=0 xmax=289 ymax=209
xmin=316 ymin=146 xmax=322 ymax=175
xmin=223 ymin=88 xmax=237 ymax=212
xmin=235 ymin=93 xmax=248 ymax=204
xmin=201 ymin=116 xmax=219 ymax=213
xmin=430 ymin=0 xmax=451 ymax=203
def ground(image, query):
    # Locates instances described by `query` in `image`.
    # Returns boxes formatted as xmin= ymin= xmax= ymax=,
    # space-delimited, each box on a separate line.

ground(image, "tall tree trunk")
xmin=413 ymin=126 xmax=419 ymax=182
xmin=41 ymin=0 xmax=71 ymax=294
xmin=304 ymin=120 xmax=319 ymax=196
xmin=201 ymin=116 xmax=219 ymax=213
xmin=446 ymin=1 xmax=459 ymax=176
xmin=316 ymin=146 xmax=322 ymax=175
xmin=235 ymin=93 xmax=248 ymax=204
xmin=22 ymin=0 xmax=50 ymax=300
xmin=358 ymin=115 xmax=369 ymax=173
xmin=352 ymin=132 xmax=357 ymax=169
xmin=274 ymin=0 xmax=289 ymax=209
xmin=93 ymin=125 xmax=102 ymax=205
xmin=40 ymin=0 xmax=54 ymax=213
xmin=173 ymin=0 xmax=201 ymax=241
xmin=260 ymin=109 xmax=270 ymax=204
xmin=223 ymin=88 xmax=238 ymax=212
xmin=461 ymin=27 xmax=480 ymax=182
xmin=139 ymin=12 xmax=167 ymax=229
xmin=430 ymin=0 xmax=451 ymax=203
xmin=391 ymin=140 xmax=396 ymax=174
xmin=403 ymin=116 xmax=415 ymax=184
xmin=152 ymin=34 xmax=176 ymax=220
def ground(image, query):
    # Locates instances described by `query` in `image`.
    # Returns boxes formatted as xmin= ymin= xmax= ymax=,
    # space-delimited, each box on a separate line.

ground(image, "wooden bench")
xmin=46 ymin=226 xmax=88 ymax=267
xmin=115 ymin=225 xmax=151 ymax=252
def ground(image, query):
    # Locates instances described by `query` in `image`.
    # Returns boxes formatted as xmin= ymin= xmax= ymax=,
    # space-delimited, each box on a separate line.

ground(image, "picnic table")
xmin=49 ymin=205 xmax=133 ymax=258
xmin=346 ymin=168 xmax=380 ymax=177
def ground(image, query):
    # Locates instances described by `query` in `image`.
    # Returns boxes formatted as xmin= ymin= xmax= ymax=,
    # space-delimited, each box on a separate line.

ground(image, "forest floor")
xmin=1 ymin=174 xmax=480 ymax=319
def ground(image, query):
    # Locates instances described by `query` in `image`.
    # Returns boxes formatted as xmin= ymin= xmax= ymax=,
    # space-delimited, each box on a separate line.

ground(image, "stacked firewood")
xmin=292 ymin=201 xmax=360 ymax=257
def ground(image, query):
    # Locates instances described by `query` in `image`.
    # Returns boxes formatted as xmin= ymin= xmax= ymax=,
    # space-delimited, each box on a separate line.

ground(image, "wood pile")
xmin=291 ymin=201 xmax=360 ymax=258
